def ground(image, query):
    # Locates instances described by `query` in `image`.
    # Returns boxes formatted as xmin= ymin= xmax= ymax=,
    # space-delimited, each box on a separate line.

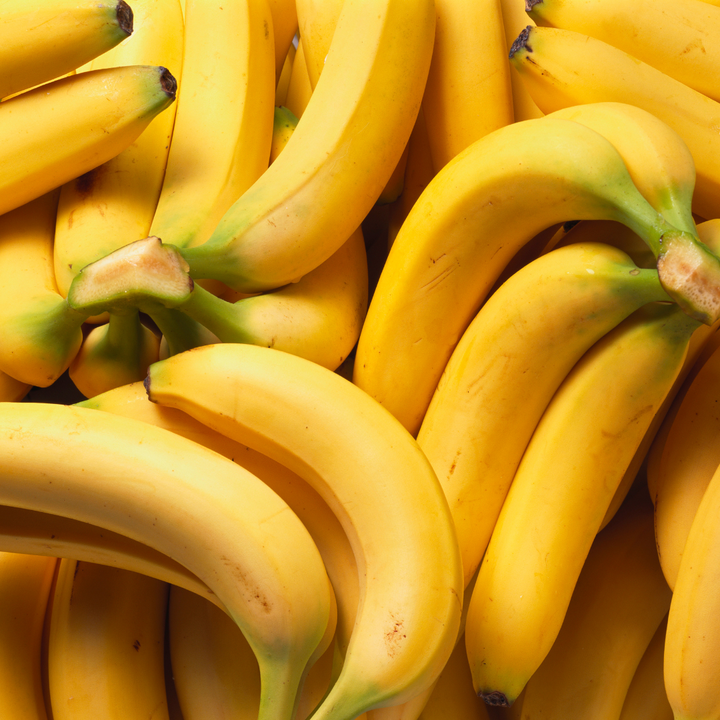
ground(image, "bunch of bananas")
xmin=3 ymin=0 xmax=720 ymax=718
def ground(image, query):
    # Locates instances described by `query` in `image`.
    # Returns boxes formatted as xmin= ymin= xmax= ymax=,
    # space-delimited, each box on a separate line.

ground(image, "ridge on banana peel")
xmin=143 ymin=343 xmax=464 ymax=720
xmin=354 ymin=114 xmax=710 ymax=434
xmin=0 ymin=402 xmax=334 ymax=720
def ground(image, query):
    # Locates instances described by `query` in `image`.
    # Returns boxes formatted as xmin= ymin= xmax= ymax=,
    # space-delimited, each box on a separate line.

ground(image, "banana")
xmin=353 ymin=115 xmax=704 ymax=435
xmin=77 ymin=379 xmax=360 ymax=659
xmin=545 ymin=102 xmax=698 ymax=236
xmin=517 ymin=485 xmax=672 ymax=720
xmin=387 ymin=107 xmax=435 ymax=249
xmin=618 ymin=616 xmax=673 ymax=720
xmin=0 ymin=371 xmax=31 ymax=402
xmin=416 ymin=241 xmax=671 ymax=587
xmin=0 ymin=63 xmax=176 ymax=220
xmin=508 ymin=25 xmax=720 ymax=221
xmin=498 ymin=0 xmax=543 ymax=122
xmin=145 ymin=343 xmax=464 ymax=719
xmin=284 ymin=37 xmax=314 ymax=119
xmin=464 ymin=301 xmax=700 ymax=707
xmin=0 ymin=551 xmax=57 ymax=720
xmin=664 ymin=454 xmax=720 ymax=719
xmin=177 ymin=0 xmax=436 ymax=294
xmin=0 ymin=0 xmax=133 ymax=101
xmin=53 ymin=0 xmax=184 ymax=299
xmin=0 ymin=503 xmax=222 ymax=609
xmin=422 ymin=0 xmax=513 ymax=171
xmin=296 ymin=0 xmax=344 ymax=87
xmin=0 ymin=401 xmax=334 ymax=720
xmin=271 ymin=105 xmax=299 ymax=163
xmin=47 ymin=559 xmax=170 ymax=719
xmin=0 ymin=190 xmax=89 ymax=387
xmin=168 ymin=585 xmax=338 ymax=720
xmin=651 ymin=332 xmax=720 ymax=590
xmin=268 ymin=0 xmax=299 ymax=82
xmin=527 ymin=0 xmax=720 ymax=102
xmin=148 ymin=0 xmax=275 ymax=252
xmin=276 ymin=41 xmax=297 ymax=106
xmin=68 ymin=311 xmax=161 ymax=397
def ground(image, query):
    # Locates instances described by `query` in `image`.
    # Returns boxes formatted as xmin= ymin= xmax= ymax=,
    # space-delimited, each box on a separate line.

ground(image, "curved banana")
xmin=168 ymin=585 xmax=337 ymax=720
xmin=78 ymin=379 xmax=360 ymax=659
xmin=148 ymin=0 xmax=275 ymax=252
xmin=0 ymin=552 xmax=57 ymax=720
xmin=0 ymin=190 xmax=88 ymax=387
xmin=651 ymin=335 xmax=720 ymax=589
xmin=422 ymin=0 xmax=513 ymax=171
xmin=0 ymin=503 xmax=222 ymax=609
xmin=0 ymin=402 xmax=334 ymax=720
xmin=53 ymin=0 xmax=184 ymax=298
xmin=545 ymin=102 xmax=697 ymax=235
xmin=518 ymin=486 xmax=671 ymax=720
xmin=508 ymin=25 xmax=720 ymax=221
xmin=267 ymin=0 xmax=299 ymax=82
xmin=296 ymin=0 xmax=344 ymax=87
xmin=618 ymin=616 xmax=673 ymax=720
xmin=0 ymin=0 xmax=133 ymax=101
xmin=0 ymin=372 xmax=31 ymax=401
xmin=178 ymin=0 xmax=436 ymax=293
xmin=145 ymin=343 xmax=464 ymax=720
xmin=0 ymin=63 xmax=176 ymax=220
xmin=464 ymin=302 xmax=700 ymax=707
xmin=527 ymin=0 xmax=720 ymax=102
xmin=664 ymin=455 xmax=720 ymax=719
xmin=416 ymin=241 xmax=671 ymax=587
xmin=354 ymin=115 xmax=701 ymax=435
xmin=270 ymin=105 xmax=299 ymax=163
xmin=275 ymin=42 xmax=297 ymax=107
xmin=284 ymin=37 xmax=313 ymax=119
xmin=68 ymin=311 xmax=161 ymax=397
xmin=47 ymin=559 xmax=170 ymax=720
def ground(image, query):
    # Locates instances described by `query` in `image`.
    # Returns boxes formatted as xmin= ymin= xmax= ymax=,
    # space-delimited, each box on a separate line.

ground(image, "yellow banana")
xmin=0 ymin=503 xmax=221 ymax=609
xmin=0 ymin=0 xmax=133 ymax=101
xmin=168 ymin=585 xmax=337 ymax=720
xmin=354 ymin=115 xmax=703 ymax=435
xmin=0 ymin=552 xmax=57 ymax=720
xmin=145 ymin=343 xmax=464 ymax=719
xmin=68 ymin=311 xmax=161 ymax=397
xmin=177 ymin=0 xmax=436 ymax=293
xmin=0 ymin=190 xmax=88 ymax=387
xmin=464 ymin=302 xmax=700 ymax=707
xmin=47 ymin=559 xmax=170 ymax=719
xmin=651 ymin=334 xmax=720 ymax=590
xmin=0 ymin=401 xmax=334 ymax=720
xmin=53 ymin=0 xmax=184 ymax=298
xmin=296 ymin=0 xmax=344 ymax=87
xmin=527 ymin=0 xmax=720 ymax=102
xmin=664 ymin=455 xmax=720 ymax=719
xmin=267 ymin=0 xmax=299 ymax=82
xmin=422 ymin=0 xmax=513 ymax=171
xmin=618 ymin=616 xmax=673 ymax=720
xmin=148 ymin=0 xmax=275 ymax=252
xmin=517 ymin=486 xmax=672 ymax=720
xmin=284 ymin=37 xmax=313 ymax=119
xmin=0 ymin=372 xmax=31 ymax=401
xmin=77 ymin=378 xmax=360 ymax=659
xmin=508 ymin=25 xmax=720 ymax=221
xmin=545 ymin=102 xmax=697 ymax=235
xmin=276 ymin=41 xmax=297 ymax=106
xmin=416 ymin=241 xmax=671 ymax=587
xmin=0 ymin=63 xmax=176 ymax=219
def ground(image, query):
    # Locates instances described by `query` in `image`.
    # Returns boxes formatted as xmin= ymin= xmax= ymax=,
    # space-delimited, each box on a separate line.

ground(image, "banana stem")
xmin=148 ymin=306 xmax=219 ymax=357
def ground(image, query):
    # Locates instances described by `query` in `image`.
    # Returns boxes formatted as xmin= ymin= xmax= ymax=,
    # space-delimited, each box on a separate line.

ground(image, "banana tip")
xmin=525 ymin=0 xmax=543 ymax=11
xmin=509 ymin=27 xmax=533 ymax=59
xmin=159 ymin=67 xmax=177 ymax=100
xmin=116 ymin=0 xmax=133 ymax=35
xmin=480 ymin=690 xmax=511 ymax=707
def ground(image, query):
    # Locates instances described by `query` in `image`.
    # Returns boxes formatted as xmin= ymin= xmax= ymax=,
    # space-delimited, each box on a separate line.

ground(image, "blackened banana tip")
xmin=509 ymin=26 xmax=533 ymax=59
xmin=525 ymin=0 xmax=543 ymax=12
xmin=117 ymin=0 xmax=134 ymax=35
xmin=159 ymin=67 xmax=177 ymax=99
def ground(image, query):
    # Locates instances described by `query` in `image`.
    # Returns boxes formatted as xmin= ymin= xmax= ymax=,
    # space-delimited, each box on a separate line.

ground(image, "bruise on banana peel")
xmin=657 ymin=230 xmax=720 ymax=325
xmin=66 ymin=236 xmax=193 ymax=317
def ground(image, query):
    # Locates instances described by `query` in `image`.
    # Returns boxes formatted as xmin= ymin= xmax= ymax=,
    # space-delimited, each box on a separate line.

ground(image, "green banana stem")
xmin=149 ymin=306 xmax=219 ymax=357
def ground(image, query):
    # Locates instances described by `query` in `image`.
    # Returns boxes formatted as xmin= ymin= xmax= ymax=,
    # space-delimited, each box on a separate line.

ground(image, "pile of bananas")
xmin=2 ymin=0 xmax=720 ymax=718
